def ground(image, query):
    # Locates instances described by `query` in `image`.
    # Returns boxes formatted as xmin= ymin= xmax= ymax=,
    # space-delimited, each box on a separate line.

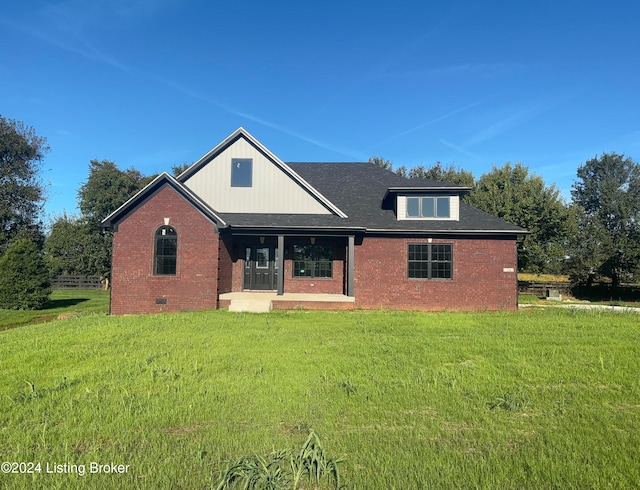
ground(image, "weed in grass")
xmin=10 ymin=380 xmax=41 ymax=404
xmin=489 ymin=389 xmax=531 ymax=412
xmin=213 ymin=431 xmax=343 ymax=490
xmin=339 ymin=380 xmax=357 ymax=396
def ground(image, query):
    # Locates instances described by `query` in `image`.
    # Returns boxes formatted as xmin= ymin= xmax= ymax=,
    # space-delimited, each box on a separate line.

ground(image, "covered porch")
xmin=220 ymin=232 xmax=358 ymax=299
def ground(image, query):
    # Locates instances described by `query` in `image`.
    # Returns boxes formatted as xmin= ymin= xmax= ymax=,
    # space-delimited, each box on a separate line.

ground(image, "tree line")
xmin=1 ymin=114 xmax=639 ymax=309
xmin=370 ymin=155 xmax=640 ymax=287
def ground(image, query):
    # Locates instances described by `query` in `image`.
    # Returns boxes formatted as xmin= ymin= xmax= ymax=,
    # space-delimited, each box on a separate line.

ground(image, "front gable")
xmin=178 ymin=128 xmax=346 ymax=216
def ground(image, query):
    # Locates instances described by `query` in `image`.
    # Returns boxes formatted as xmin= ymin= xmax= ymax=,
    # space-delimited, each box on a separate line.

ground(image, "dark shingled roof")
xmin=220 ymin=162 xmax=527 ymax=235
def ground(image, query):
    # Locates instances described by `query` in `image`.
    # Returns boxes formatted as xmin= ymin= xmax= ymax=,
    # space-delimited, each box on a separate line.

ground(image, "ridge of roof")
xmin=177 ymin=128 xmax=348 ymax=218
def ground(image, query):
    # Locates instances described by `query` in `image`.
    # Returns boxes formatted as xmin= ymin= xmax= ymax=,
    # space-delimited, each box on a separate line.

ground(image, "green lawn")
xmin=1 ymin=306 xmax=639 ymax=489
xmin=0 ymin=289 xmax=109 ymax=330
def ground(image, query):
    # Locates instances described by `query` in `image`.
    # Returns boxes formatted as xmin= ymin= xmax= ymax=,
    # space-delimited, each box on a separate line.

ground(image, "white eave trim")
xmin=177 ymin=128 xmax=349 ymax=219
xmin=101 ymin=172 xmax=228 ymax=228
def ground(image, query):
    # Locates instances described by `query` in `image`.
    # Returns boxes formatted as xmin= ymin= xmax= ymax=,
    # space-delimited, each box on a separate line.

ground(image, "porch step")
xmin=228 ymin=299 xmax=273 ymax=313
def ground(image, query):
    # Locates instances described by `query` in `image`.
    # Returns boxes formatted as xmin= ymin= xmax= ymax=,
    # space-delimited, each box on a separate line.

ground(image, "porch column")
xmin=347 ymin=235 xmax=355 ymax=297
xmin=277 ymin=234 xmax=284 ymax=295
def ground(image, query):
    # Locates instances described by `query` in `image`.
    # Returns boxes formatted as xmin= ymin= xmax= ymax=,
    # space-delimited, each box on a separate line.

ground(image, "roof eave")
xmin=384 ymin=186 xmax=472 ymax=199
xmin=177 ymin=128 xmax=349 ymax=219
xmin=101 ymin=172 xmax=227 ymax=229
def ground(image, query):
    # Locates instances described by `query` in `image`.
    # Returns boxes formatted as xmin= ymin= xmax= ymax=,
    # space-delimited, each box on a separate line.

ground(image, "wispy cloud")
xmin=426 ymin=62 xmax=533 ymax=80
xmin=0 ymin=12 xmax=136 ymax=77
xmin=465 ymin=97 xmax=567 ymax=146
xmin=368 ymin=98 xmax=490 ymax=151
xmin=157 ymin=77 xmax=361 ymax=158
xmin=439 ymin=139 xmax=484 ymax=162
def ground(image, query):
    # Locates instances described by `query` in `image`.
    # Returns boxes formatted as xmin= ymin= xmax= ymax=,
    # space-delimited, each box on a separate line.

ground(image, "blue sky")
xmin=2 ymin=0 xmax=639 ymax=221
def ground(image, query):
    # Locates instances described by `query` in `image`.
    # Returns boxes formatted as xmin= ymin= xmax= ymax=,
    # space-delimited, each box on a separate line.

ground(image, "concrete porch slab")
xmin=220 ymin=292 xmax=355 ymax=303
xmin=220 ymin=292 xmax=355 ymax=312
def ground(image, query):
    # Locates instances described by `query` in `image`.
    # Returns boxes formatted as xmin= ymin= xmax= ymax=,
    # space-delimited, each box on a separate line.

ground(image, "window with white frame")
xmin=406 ymin=196 xmax=450 ymax=218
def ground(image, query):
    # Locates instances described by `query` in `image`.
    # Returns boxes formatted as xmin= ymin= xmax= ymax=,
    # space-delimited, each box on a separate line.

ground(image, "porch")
xmin=219 ymin=291 xmax=356 ymax=313
xmin=221 ymin=233 xmax=357 ymax=297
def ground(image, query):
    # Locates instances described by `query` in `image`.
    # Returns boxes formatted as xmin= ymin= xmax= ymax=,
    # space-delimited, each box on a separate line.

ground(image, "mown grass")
xmin=0 ymin=289 xmax=109 ymax=330
xmin=1 ymin=307 xmax=639 ymax=489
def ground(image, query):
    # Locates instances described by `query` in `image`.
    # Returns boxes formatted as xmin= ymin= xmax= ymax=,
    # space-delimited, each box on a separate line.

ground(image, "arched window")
xmin=154 ymin=226 xmax=177 ymax=275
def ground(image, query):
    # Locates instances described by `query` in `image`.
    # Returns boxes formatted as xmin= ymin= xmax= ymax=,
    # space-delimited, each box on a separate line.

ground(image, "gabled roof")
xmin=216 ymin=162 xmax=526 ymax=235
xmin=176 ymin=128 xmax=348 ymax=218
xmin=101 ymin=131 xmax=527 ymax=236
xmin=101 ymin=172 xmax=227 ymax=229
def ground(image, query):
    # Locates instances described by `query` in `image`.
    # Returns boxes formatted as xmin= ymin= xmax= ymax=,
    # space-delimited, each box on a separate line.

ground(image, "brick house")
xmin=102 ymin=128 xmax=527 ymax=314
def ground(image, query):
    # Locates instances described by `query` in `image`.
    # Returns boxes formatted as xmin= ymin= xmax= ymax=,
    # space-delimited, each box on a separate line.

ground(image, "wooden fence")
xmin=518 ymin=281 xmax=572 ymax=296
xmin=519 ymin=280 xmax=640 ymax=301
xmin=52 ymin=275 xmax=103 ymax=289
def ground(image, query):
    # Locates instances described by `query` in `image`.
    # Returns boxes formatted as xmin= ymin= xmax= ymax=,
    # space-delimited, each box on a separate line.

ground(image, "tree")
xmin=78 ymin=160 xmax=151 ymax=224
xmin=467 ymin=162 xmax=574 ymax=273
xmin=45 ymin=213 xmax=111 ymax=278
xmin=0 ymin=238 xmax=51 ymax=309
xmin=368 ymin=156 xmax=394 ymax=172
xmin=171 ymin=163 xmax=191 ymax=177
xmin=407 ymin=162 xmax=475 ymax=188
xmin=570 ymin=153 xmax=640 ymax=287
xmin=0 ymin=116 xmax=49 ymax=253
xmin=64 ymin=160 xmax=152 ymax=282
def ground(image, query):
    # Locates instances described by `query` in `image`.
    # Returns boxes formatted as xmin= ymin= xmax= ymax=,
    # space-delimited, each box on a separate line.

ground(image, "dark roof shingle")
xmin=221 ymin=162 xmax=527 ymax=235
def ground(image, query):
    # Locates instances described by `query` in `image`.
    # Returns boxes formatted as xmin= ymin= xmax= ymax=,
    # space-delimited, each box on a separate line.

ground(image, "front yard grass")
xmin=1 ymin=307 xmax=639 ymax=489
xmin=0 ymin=289 xmax=109 ymax=330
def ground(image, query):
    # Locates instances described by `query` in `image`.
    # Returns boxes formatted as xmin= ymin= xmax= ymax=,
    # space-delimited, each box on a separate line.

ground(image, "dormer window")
xmin=406 ymin=196 xmax=450 ymax=218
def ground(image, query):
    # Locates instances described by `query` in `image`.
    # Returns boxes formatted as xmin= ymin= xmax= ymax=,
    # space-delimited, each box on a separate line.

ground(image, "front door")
xmin=243 ymin=246 xmax=278 ymax=290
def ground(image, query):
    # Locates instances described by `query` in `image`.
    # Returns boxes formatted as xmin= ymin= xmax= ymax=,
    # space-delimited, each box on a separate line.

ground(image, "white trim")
xmin=397 ymin=195 xmax=459 ymax=221
xmin=178 ymin=128 xmax=348 ymax=218
xmin=101 ymin=172 xmax=227 ymax=228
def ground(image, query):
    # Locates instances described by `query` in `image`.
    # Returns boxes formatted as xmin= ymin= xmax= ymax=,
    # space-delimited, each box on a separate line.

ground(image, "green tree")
xmin=368 ymin=156 xmax=394 ymax=172
xmin=569 ymin=153 xmax=640 ymax=287
xmin=171 ymin=163 xmax=191 ymax=177
xmin=408 ymin=162 xmax=475 ymax=188
xmin=65 ymin=160 xmax=151 ymax=282
xmin=0 ymin=238 xmax=51 ymax=309
xmin=46 ymin=214 xmax=111 ymax=279
xmin=467 ymin=162 xmax=573 ymax=273
xmin=0 ymin=116 xmax=49 ymax=253
xmin=78 ymin=160 xmax=150 ymax=223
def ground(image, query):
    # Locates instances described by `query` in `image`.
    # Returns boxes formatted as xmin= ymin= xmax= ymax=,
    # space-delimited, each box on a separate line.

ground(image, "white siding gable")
xmin=397 ymin=195 xmax=460 ymax=221
xmin=183 ymin=136 xmax=332 ymax=214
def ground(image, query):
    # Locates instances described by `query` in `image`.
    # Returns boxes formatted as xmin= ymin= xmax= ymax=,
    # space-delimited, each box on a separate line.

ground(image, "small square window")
xmin=231 ymin=158 xmax=252 ymax=187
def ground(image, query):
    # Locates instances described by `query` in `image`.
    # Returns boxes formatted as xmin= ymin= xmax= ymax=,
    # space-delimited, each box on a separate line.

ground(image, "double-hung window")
xmin=408 ymin=243 xmax=452 ymax=279
xmin=293 ymin=245 xmax=333 ymax=278
xmin=406 ymin=196 xmax=450 ymax=218
xmin=154 ymin=226 xmax=177 ymax=275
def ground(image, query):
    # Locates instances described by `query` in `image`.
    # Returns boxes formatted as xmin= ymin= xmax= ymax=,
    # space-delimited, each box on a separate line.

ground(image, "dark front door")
xmin=243 ymin=246 xmax=278 ymax=290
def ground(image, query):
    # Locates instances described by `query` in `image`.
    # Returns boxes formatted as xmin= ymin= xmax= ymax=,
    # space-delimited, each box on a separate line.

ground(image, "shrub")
xmin=0 ymin=238 xmax=51 ymax=310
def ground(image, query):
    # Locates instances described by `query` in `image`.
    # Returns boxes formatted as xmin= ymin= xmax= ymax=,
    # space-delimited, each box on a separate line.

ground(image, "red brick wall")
xmin=353 ymin=236 xmax=518 ymax=311
xmin=110 ymin=185 xmax=219 ymax=315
